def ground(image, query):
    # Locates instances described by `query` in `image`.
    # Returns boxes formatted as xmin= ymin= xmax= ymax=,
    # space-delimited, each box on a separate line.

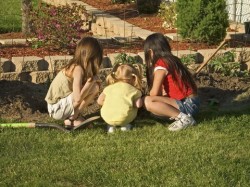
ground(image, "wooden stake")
xmin=195 ymin=34 xmax=231 ymax=75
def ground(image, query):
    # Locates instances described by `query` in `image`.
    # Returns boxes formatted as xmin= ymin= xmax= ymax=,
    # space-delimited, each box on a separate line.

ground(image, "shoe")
xmin=107 ymin=126 xmax=115 ymax=133
xmin=121 ymin=124 xmax=132 ymax=131
xmin=168 ymin=113 xmax=196 ymax=131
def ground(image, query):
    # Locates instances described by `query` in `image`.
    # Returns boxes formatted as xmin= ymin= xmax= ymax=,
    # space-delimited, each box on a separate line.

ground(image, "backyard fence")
xmin=227 ymin=0 xmax=250 ymax=23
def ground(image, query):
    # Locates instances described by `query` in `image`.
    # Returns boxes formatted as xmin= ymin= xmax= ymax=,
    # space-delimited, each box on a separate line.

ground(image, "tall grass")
xmin=0 ymin=0 xmax=38 ymax=33
xmin=0 ymin=108 xmax=250 ymax=186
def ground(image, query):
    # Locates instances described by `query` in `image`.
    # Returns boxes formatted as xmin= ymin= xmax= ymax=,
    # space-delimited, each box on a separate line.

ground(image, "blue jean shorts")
xmin=176 ymin=96 xmax=200 ymax=116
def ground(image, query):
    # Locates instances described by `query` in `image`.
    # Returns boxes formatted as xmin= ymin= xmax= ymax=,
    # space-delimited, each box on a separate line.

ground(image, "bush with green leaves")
xmin=114 ymin=53 xmax=146 ymax=77
xmin=30 ymin=3 xmax=88 ymax=50
xmin=158 ymin=1 xmax=177 ymax=29
xmin=136 ymin=0 xmax=161 ymax=14
xmin=176 ymin=0 xmax=229 ymax=45
xmin=208 ymin=50 xmax=249 ymax=77
xmin=180 ymin=54 xmax=196 ymax=67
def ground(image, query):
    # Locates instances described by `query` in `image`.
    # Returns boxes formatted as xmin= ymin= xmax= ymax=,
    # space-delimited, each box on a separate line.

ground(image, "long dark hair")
xmin=144 ymin=33 xmax=197 ymax=93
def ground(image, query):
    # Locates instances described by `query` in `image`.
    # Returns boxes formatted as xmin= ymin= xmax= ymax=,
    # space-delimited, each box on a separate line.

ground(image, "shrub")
xmin=176 ymin=0 xmax=229 ymax=45
xmin=208 ymin=50 xmax=249 ymax=77
xmin=114 ymin=53 xmax=146 ymax=77
xmin=136 ymin=0 xmax=161 ymax=14
xmin=158 ymin=1 xmax=177 ymax=29
xmin=30 ymin=3 xmax=88 ymax=50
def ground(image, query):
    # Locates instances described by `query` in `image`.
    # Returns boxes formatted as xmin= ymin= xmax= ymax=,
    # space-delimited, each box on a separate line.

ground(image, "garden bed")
xmin=0 ymin=0 xmax=250 ymax=122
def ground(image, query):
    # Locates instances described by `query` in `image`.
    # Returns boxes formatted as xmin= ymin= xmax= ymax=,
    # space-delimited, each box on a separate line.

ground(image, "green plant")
xmin=208 ymin=50 xmax=249 ymax=77
xmin=158 ymin=1 xmax=177 ymax=29
xmin=114 ymin=53 xmax=146 ymax=77
xmin=180 ymin=54 xmax=196 ymax=67
xmin=114 ymin=53 xmax=140 ymax=65
xmin=136 ymin=0 xmax=161 ymax=14
xmin=176 ymin=0 xmax=229 ymax=45
xmin=30 ymin=3 xmax=88 ymax=50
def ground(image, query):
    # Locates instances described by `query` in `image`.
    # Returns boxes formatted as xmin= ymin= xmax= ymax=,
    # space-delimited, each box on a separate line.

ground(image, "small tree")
xmin=176 ymin=0 xmax=229 ymax=44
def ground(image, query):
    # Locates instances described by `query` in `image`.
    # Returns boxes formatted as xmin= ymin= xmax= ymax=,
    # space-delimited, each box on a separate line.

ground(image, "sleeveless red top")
xmin=154 ymin=59 xmax=193 ymax=100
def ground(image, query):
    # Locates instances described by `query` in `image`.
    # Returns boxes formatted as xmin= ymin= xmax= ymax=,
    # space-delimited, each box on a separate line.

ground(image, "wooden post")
xmin=22 ymin=0 xmax=32 ymax=35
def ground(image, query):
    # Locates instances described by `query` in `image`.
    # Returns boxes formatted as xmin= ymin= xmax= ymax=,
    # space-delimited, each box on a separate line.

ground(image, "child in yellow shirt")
xmin=97 ymin=63 xmax=143 ymax=133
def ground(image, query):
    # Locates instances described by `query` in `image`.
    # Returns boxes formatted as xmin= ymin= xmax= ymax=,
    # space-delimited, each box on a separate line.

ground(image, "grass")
xmin=0 ymin=0 xmax=39 ymax=33
xmin=0 ymin=108 xmax=250 ymax=186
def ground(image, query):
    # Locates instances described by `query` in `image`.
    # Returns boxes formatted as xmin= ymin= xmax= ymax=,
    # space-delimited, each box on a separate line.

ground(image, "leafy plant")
xmin=208 ymin=50 xmax=249 ymax=77
xmin=176 ymin=0 xmax=229 ymax=45
xmin=114 ymin=53 xmax=146 ymax=77
xmin=30 ymin=3 xmax=88 ymax=50
xmin=136 ymin=0 xmax=161 ymax=14
xmin=180 ymin=54 xmax=196 ymax=67
xmin=114 ymin=53 xmax=140 ymax=65
xmin=158 ymin=1 xmax=177 ymax=29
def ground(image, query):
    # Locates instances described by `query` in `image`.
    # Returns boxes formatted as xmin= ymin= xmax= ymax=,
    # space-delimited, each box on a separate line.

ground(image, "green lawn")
xmin=0 ymin=108 xmax=249 ymax=186
xmin=0 ymin=0 xmax=38 ymax=33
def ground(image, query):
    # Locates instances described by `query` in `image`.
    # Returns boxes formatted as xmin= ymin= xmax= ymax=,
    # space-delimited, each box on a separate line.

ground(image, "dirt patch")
xmin=0 ymin=73 xmax=249 ymax=122
xmin=0 ymin=0 xmax=250 ymax=122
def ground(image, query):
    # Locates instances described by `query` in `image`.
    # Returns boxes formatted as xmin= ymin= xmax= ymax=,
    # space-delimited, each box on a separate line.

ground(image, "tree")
xmin=176 ymin=0 xmax=229 ymax=44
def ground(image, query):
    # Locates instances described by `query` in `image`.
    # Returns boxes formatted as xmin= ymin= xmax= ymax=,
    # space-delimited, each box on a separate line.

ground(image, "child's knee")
xmin=143 ymin=96 xmax=152 ymax=110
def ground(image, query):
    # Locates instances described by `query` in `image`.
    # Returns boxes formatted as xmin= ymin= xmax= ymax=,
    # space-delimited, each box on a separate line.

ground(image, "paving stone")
xmin=96 ymin=25 xmax=108 ymax=36
xmin=104 ymin=17 xmax=123 ymax=31
xmin=30 ymin=71 xmax=54 ymax=84
xmin=12 ymin=56 xmax=48 ymax=73
xmin=107 ymin=53 xmax=121 ymax=66
xmin=197 ymin=48 xmax=229 ymax=62
xmin=0 ymin=58 xmax=14 ymax=73
xmin=133 ymin=28 xmax=154 ymax=40
xmin=44 ymin=55 xmax=73 ymax=72
xmin=0 ymin=39 xmax=27 ymax=45
xmin=164 ymin=33 xmax=183 ymax=41
xmin=137 ymin=52 xmax=145 ymax=64
xmin=0 ymin=72 xmax=19 ymax=81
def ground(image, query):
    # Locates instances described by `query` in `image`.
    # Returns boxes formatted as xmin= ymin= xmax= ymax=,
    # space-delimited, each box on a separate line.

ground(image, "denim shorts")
xmin=176 ymin=96 xmax=200 ymax=116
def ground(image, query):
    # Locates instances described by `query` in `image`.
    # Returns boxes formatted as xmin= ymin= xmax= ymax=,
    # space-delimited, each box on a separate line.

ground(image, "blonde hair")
xmin=65 ymin=36 xmax=103 ymax=82
xmin=106 ymin=63 xmax=142 ymax=91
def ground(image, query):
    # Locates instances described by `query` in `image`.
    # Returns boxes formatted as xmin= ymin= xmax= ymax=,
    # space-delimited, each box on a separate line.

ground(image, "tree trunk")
xmin=22 ymin=0 xmax=32 ymax=35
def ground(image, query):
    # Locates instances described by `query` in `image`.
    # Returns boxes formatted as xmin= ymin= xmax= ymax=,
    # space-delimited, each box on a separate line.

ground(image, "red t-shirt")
xmin=154 ymin=59 xmax=193 ymax=100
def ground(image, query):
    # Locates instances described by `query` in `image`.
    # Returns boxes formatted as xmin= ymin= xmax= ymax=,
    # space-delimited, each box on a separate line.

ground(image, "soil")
xmin=0 ymin=0 xmax=250 ymax=123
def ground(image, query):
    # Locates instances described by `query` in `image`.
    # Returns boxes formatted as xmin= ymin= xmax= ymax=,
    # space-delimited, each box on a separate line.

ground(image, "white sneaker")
xmin=120 ymin=124 xmax=132 ymax=131
xmin=107 ymin=126 xmax=115 ymax=133
xmin=168 ymin=113 xmax=196 ymax=131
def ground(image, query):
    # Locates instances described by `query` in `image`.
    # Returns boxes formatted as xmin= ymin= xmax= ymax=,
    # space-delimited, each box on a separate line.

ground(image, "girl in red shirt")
xmin=143 ymin=33 xmax=200 ymax=131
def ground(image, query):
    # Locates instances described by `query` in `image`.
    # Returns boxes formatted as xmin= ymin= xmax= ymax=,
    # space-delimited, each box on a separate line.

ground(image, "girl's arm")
xmin=72 ymin=66 xmax=96 ymax=107
xmin=97 ymin=92 xmax=106 ymax=106
xmin=149 ymin=69 xmax=166 ymax=96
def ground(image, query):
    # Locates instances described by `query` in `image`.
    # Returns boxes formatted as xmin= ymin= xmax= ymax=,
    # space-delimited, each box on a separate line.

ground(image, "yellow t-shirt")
xmin=100 ymin=82 xmax=142 ymax=126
